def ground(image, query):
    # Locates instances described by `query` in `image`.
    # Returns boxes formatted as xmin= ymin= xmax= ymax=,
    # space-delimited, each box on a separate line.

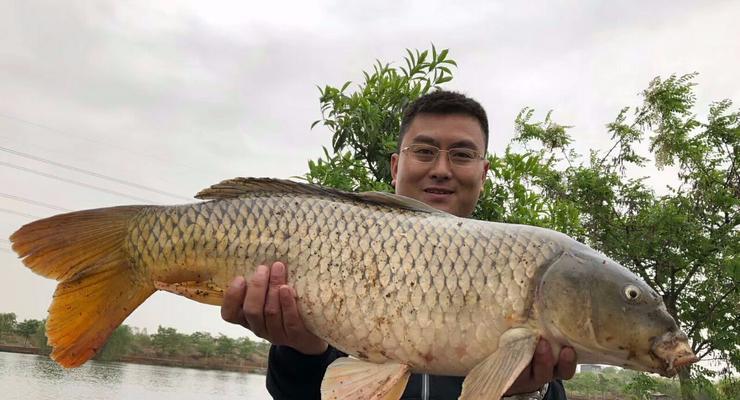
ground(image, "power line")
xmin=0 ymin=193 xmax=71 ymax=212
xmin=0 ymin=208 xmax=41 ymax=220
xmin=1 ymin=161 xmax=156 ymax=203
xmin=0 ymin=112 xmax=209 ymax=177
xmin=0 ymin=146 xmax=191 ymax=201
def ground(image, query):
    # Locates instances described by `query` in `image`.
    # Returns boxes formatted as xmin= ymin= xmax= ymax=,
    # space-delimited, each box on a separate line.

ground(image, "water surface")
xmin=0 ymin=351 xmax=271 ymax=400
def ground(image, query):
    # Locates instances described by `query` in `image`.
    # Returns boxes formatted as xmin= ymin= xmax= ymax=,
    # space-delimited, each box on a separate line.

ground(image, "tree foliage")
xmin=0 ymin=312 xmax=17 ymax=339
xmin=15 ymin=318 xmax=41 ymax=345
xmin=97 ymin=325 xmax=134 ymax=361
xmin=303 ymin=47 xmax=739 ymax=396
xmin=306 ymin=45 xmax=456 ymax=191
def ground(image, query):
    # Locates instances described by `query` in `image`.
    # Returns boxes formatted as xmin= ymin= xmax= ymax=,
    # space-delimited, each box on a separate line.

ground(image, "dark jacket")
xmin=266 ymin=345 xmax=568 ymax=400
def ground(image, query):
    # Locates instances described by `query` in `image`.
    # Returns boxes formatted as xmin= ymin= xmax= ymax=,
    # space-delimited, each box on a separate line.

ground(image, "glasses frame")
xmin=400 ymin=144 xmax=486 ymax=167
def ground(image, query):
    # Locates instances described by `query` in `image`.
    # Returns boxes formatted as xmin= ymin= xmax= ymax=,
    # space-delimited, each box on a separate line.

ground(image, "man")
xmin=221 ymin=91 xmax=577 ymax=399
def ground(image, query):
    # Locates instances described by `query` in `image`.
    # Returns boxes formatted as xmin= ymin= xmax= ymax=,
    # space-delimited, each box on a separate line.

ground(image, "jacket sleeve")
xmin=543 ymin=380 xmax=567 ymax=400
xmin=265 ymin=344 xmax=346 ymax=400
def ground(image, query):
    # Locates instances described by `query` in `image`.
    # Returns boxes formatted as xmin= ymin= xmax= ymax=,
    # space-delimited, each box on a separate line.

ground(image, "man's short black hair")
xmin=399 ymin=90 xmax=489 ymax=151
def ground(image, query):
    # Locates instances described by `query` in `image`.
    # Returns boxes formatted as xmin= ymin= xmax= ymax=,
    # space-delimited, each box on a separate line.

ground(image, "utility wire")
xmin=0 ymin=208 xmax=41 ymax=220
xmin=0 ymin=193 xmax=71 ymax=212
xmin=0 ymin=146 xmax=191 ymax=201
xmin=0 ymin=112 xmax=208 ymax=177
xmin=1 ymin=161 xmax=156 ymax=203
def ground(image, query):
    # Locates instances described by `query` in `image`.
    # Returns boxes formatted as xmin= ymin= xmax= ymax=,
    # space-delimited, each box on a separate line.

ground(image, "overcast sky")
xmin=1 ymin=0 xmax=739 ymax=344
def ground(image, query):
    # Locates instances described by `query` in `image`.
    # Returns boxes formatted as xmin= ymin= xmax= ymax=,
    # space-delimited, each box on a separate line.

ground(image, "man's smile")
xmin=424 ymin=187 xmax=454 ymax=194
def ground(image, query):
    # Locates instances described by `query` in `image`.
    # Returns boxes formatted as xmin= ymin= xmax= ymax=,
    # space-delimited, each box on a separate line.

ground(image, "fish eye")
xmin=624 ymin=285 xmax=642 ymax=301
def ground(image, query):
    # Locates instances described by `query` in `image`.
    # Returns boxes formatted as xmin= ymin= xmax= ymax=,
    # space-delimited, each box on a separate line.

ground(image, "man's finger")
xmin=280 ymin=286 xmax=327 ymax=355
xmin=555 ymin=347 xmax=578 ymax=380
xmin=221 ymin=276 xmax=248 ymax=327
xmin=264 ymin=262 xmax=288 ymax=342
xmin=531 ymin=339 xmax=555 ymax=387
xmin=243 ymin=264 xmax=270 ymax=338
xmin=280 ymin=285 xmax=305 ymax=336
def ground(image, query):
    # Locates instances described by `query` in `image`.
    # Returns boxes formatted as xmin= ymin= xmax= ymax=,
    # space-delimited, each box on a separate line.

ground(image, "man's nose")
xmin=429 ymin=151 xmax=453 ymax=179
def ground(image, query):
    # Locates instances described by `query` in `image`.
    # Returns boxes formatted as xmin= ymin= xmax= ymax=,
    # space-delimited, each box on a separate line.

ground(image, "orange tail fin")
xmin=10 ymin=206 xmax=156 ymax=367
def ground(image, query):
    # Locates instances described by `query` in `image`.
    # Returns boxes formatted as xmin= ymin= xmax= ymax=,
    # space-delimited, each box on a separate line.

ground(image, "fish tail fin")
xmin=10 ymin=206 xmax=156 ymax=367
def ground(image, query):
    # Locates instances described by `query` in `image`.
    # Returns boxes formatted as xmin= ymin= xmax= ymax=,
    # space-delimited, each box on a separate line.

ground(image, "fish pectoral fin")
xmin=321 ymin=357 xmax=410 ymax=400
xmin=154 ymin=281 xmax=224 ymax=306
xmin=460 ymin=328 xmax=539 ymax=400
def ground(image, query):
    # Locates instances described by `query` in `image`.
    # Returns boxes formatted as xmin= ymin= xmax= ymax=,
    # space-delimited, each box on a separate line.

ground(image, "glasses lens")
xmin=449 ymin=148 xmax=479 ymax=165
xmin=408 ymin=144 xmax=438 ymax=162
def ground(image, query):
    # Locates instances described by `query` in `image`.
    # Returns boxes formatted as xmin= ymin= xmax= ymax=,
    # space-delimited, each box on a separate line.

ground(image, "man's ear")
xmin=479 ymin=159 xmax=490 ymax=195
xmin=390 ymin=153 xmax=399 ymax=187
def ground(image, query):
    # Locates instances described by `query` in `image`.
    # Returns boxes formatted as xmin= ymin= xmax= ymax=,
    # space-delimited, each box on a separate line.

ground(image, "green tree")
xmin=151 ymin=326 xmax=186 ymax=356
xmin=514 ymin=74 xmax=738 ymax=398
xmin=15 ymin=319 xmax=41 ymax=346
xmin=0 ymin=312 xmax=17 ymax=341
xmin=29 ymin=319 xmax=51 ymax=355
xmin=130 ymin=327 xmax=151 ymax=353
xmin=215 ymin=334 xmax=235 ymax=358
xmin=236 ymin=337 xmax=256 ymax=358
xmin=564 ymin=371 xmax=600 ymax=397
xmin=624 ymin=373 xmax=660 ymax=400
xmin=717 ymin=376 xmax=740 ymax=400
xmin=96 ymin=325 xmax=134 ymax=361
xmin=190 ymin=331 xmax=216 ymax=358
xmin=306 ymin=45 xmax=456 ymax=191
xmin=303 ymin=46 xmax=738 ymax=399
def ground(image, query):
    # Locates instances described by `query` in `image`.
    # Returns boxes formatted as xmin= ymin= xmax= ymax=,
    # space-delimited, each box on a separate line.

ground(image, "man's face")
xmin=390 ymin=113 xmax=489 ymax=218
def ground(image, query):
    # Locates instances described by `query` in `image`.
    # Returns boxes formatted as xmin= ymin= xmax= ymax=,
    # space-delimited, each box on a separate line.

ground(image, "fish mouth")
xmin=650 ymin=331 xmax=699 ymax=377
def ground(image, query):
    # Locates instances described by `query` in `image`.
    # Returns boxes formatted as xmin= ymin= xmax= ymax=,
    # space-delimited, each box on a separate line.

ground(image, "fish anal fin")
xmin=155 ymin=280 xmax=224 ymax=306
xmin=460 ymin=328 xmax=539 ymax=400
xmin=321 ymin=357 xmax=410 ymax=400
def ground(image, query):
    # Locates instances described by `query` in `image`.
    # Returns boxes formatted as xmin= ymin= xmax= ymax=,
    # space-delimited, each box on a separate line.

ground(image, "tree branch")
xmin=698 ymin=346 xmax=715 ymax=360
xmin=630 ymin=256 xmax=660 ymax=292
xmin=673 ymin=260 xmax=704 ymax=295
xmin=693 ymin=339 xmax=710 ymax=355
xmin=686 ymin=282 xmax=738 ymax=339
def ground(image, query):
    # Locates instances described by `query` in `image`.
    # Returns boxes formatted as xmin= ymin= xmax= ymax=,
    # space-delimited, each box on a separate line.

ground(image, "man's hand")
xmin=504 ymin=339 xmax=577 ymax=396
xmin=220 ymin=261 xmax=328 ymax=355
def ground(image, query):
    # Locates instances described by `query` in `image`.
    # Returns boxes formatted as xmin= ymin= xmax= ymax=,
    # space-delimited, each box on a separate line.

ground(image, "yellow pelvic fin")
xmin=154 ymin=280 xmax=224 ymax=306
xmin=460 ymin=328 xmax=539 ymax=400
xmin=321 ymin=357 xmax=410 ymax=400
xmin=10 ymin=205 xmax=155 ymax=368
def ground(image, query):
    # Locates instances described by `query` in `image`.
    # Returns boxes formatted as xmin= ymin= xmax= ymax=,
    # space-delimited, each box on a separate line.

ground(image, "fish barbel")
xmin=10 ymin=178 xmax=697 ymax=399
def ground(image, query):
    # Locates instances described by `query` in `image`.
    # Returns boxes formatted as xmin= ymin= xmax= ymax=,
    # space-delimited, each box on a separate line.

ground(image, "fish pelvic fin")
xmin=460 ymin=328 xmax=539 ymax=400
xmin=10 ymin=206 xmax=156 ymax=367
xmin=321 ymin=357 xmax=410 ymax=400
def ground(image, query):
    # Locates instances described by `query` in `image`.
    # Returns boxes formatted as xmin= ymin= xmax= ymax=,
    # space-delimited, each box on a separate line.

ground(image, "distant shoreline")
xmin=0 ymin=345 xmax=266 ymax=375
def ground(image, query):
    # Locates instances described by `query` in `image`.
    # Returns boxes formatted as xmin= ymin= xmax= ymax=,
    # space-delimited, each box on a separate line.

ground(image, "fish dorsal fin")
xmin=358 ymin=191 xmax=449 ymax=214
xmin=195 ymin=178 xmax=450 ymax=215
xmin=460 ymin=328 xmax=539 ymax=400
xmin=321 ymin=357 xmax=410 ymax=400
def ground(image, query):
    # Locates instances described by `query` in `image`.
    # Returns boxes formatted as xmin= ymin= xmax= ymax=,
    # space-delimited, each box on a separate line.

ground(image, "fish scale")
xmin=121 ymin=192 xmax=557 ymax=376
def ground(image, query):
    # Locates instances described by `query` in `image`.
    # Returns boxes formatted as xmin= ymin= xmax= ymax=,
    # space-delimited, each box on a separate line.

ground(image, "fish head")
xmin=536 ymin=242 xmax=698 ymax=377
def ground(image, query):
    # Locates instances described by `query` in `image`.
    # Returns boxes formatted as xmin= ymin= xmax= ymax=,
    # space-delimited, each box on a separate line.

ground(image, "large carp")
xmin=11 ymin=178 xmax=697 ymax=399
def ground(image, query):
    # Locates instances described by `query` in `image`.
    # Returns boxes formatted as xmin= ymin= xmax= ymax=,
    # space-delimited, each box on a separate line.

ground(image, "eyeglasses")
xmin=401 ymin=144 xmax=485 ymax=166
